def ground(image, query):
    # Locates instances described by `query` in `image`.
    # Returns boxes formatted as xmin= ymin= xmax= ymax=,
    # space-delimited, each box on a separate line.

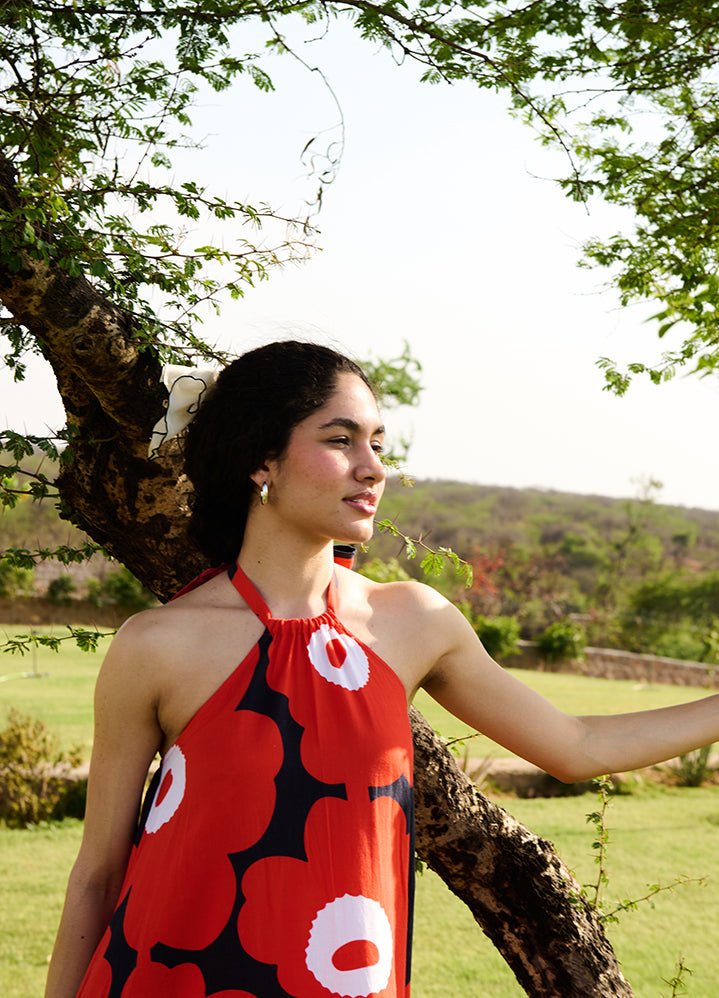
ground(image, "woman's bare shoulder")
xmin=338 ymin=566 xmax=451 ymax=613
xmin=107 ymin=572 xmax=252 ymax=663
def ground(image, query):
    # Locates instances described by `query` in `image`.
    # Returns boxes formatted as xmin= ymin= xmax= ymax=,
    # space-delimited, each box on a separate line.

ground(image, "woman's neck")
xmin=237 ymin=531 xmax=336 ymax=620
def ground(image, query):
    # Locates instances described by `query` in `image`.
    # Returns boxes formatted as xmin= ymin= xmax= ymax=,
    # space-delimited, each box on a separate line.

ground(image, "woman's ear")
xmin=249 ymin=456 xmax=277 ymax=490
xmin=249 ymin=464 xmax=269 ymax=490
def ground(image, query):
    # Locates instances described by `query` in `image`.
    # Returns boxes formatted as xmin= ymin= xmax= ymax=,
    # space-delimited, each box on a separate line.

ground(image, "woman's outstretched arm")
xmin=420 ymin=593 xmax=719 ymax=783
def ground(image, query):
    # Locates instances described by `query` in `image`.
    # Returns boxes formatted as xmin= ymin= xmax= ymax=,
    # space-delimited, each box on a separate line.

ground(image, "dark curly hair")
xmin=183 ymin=340 xmax=373 ymax=565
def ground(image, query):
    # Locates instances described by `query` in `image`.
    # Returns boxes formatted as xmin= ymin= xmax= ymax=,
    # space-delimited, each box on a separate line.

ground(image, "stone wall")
xmin=509 ymin=640 xmax=718 ymax=690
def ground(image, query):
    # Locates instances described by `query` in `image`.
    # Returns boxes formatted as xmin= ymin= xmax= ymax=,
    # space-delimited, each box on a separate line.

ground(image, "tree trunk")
xmin=0 ymin=156 xmax=633 ymax=996
xmin=0 ymin=155 xmax=202 ymax=597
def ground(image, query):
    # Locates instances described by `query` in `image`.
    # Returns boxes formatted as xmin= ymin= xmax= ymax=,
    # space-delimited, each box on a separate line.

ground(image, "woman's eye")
xmin=372 ymin=442 xmax=384 ymax=454
xmin=329 ymin=436 xmax=350 ymax=446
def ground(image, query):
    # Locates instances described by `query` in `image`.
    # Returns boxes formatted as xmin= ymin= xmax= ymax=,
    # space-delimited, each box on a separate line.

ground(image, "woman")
xmin=46 ymin=340 xmax=719 ymax=998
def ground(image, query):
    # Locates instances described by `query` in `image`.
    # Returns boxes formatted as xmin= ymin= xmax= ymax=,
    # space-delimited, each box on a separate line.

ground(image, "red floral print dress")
xmin=77 ymin=563 xmax=414 ymax=998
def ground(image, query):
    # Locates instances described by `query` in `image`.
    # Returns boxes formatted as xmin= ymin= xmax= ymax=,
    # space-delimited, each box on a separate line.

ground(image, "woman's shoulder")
xmin=335 ymin=568 xmax=469 ymax=694
xmin=338 ymin=565 xmax=451 ymax=611
xmin=108 ymin=571 xmax=253 ymax=661
xmin=336 ymin=567 xmax=460 ymax=647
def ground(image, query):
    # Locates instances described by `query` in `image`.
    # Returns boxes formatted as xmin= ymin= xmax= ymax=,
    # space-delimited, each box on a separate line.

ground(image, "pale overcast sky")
xmin=2 ymin=18 xmax=718 ymax=511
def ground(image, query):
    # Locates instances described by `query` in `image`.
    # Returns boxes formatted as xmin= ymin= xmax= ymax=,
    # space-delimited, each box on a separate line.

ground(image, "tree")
xmin=5 ymin=2 xmax=719 ymax=993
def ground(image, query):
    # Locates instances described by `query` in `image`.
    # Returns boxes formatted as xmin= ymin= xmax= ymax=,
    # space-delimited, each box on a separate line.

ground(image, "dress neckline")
xmin=227 ymin=561 xmax=337 ymax=624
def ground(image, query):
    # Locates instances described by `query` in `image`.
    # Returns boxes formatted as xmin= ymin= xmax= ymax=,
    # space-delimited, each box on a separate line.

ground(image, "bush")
xmin=85 ymin=576 xmax=103 ymax=607
xmin=674 ymin=745 xmax=713 ymax=788
xmin=358 ymin=557 xmax=412 ymax=583
xmin=0 ymin=709 xmax=83 ymax=827
xmin=473 ymin=615 xmax=520 ymax=661
xmin=99 ymin=565 xmax=157 ymax=611
xmin=0 ymin=561 xmax=34 ymax=598
xmin=46 ymin=574 xmax=76 ymax=604
xmin=537 ymin=620 xmax=586 ymax=663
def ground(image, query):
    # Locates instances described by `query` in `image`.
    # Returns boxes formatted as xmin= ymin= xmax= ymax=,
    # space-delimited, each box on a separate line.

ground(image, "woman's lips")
xmin=343 ymin=494 xmax=377 ymax=515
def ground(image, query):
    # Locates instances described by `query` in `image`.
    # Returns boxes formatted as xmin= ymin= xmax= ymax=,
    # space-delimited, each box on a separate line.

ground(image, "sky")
xmin=2 ymin=17 xmax=718 ymax=512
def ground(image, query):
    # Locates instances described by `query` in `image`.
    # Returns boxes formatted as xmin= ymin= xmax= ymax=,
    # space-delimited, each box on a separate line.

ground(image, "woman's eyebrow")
xmin=319 ymin=417 xmax=386 ymax=435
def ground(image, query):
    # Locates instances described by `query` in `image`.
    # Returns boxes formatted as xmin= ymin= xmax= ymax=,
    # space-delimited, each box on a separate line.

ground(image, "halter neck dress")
xmin=77 ymin=562 xmax=415 ymax=998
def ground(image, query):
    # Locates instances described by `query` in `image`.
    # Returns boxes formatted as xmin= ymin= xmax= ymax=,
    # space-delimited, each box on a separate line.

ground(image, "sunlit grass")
xmin=0 ymin=626 xmax=108 ymax=755
xmin=414 ymin=790 xmax=719 ymax=998
xmin=0 ymin=820 xmax=80 ymax=998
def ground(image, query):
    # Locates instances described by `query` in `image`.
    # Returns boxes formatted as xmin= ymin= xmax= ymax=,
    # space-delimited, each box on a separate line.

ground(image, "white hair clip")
xmin=148 ymin=364 xmax=219 ymax=458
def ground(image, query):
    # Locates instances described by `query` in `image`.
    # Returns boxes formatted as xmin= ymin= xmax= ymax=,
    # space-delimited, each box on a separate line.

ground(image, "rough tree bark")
xmin=0 ymin=155 xmax=634 ymax=996
xmin=0 ymin=155 xmax=198 ymax=597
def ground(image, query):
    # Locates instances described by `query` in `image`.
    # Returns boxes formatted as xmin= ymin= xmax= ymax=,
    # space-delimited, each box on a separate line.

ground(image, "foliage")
xmin=358 ymin=556 xmax=411 ymax=584
xmin=375 ymin=516 xmax=473 ymax=587
xmin=0 ymin=708 xmax=83 ymax=827
xmin=364 ymin=341 xmax=423 ymax=410
xmin=584 ymin=775 xmax=615 ymax=913
xmin=629 ymin=572 xmax=719 ymax=625
xmin=46 ymin=574 xmax=76 ymax=604
xmin=0 ymin=560 xmax=33 ymax=597
xmin=537 ymin=620 xmax=587 ymax=664
xmin=473 ymin=614 xmax=520 ymax=662
xmin=0 ymin=434 xmax=63 ymax=507
xmin=4 ymin=2 xmax=719 ymax=391
xmin=673 ymin=745 xmax=714 ymax=788
xmin=0 ymin=625 xmax=106 ymax=655
xmin=580 ymin=775 xmax=707 ymax=931
xmin=95 ymin=565 xmax=158 ymax=611
xmin=373 ymin=477 xmax=719 ymax=654
xmin=0 ymin=1 xmax=317 ymax=377
xmin=620 ymin=573 xmax=719 ymax=662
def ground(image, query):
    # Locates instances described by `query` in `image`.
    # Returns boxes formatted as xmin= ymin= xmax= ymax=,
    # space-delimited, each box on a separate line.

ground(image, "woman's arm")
xmin=45 ymin=619 xmax=164 ymax=998
xmin=420 ymin=594 xmax=719 ymax=783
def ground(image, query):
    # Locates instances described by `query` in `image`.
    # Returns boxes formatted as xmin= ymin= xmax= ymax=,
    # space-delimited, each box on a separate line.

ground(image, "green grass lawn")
xmin=414 ymin=788 xmax=719 ymax=998
xmin=0 ymin=626 xmax=108 ymax=755
xmin=2 ymin=639 xmax=719 ymax=996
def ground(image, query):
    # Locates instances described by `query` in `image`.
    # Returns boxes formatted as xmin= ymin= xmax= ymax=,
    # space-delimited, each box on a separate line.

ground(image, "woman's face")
xmin=263 ymin=372 xmax=387 ymax=546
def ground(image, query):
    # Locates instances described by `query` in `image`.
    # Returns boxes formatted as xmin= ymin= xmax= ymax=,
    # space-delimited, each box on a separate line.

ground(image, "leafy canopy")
xmin=3 ymin=1 xmax=719 ymax=388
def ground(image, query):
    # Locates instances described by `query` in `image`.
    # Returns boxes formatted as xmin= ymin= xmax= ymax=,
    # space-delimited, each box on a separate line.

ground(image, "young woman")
xmin=46 ymin=340 xmax=719 ymax=998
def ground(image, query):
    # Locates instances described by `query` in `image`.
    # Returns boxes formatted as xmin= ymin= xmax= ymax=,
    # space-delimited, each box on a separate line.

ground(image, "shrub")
xmin=85 ymin=576 xmax=103 ymax=607
xmin=100 ymin=565 xmax=157 ymax=611
xmin=358 ymin=557 xmax=412 ymax=584
xmin=473 ymin=615 xmax=520 ymax=661
xmin=0 ymin=561 xmax=34 ymax=598
xmin=46 ymin=574 xmax=76 ymax=604
xmin=537 ymin=620 xmax=586 ymax=663
xmin=674 ymin=745 xmax=713 ymax=788
xmin=0 ymin=709 xmax=83 ymax=827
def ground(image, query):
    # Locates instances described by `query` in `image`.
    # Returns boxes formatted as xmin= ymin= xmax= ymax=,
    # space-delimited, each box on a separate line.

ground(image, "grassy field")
xmin=2 ymin=636 xmax=719 ymax=996
xmin=0 ymin=627 xmax=108 ymax=755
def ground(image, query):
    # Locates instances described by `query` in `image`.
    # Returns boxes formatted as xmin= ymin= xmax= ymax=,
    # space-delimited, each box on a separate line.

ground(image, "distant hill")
xmin=3 ymin=474 xmax=719 ymax=616
xmin=367 ymin=477 xmax=719 ymax=574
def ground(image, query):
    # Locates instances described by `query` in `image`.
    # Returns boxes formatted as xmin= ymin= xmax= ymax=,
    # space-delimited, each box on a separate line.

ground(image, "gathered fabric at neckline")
xmin=228 ymin=560 xmax=337 ymax=625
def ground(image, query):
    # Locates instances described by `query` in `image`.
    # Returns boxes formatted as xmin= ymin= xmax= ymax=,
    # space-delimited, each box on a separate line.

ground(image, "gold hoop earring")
xmin=260 ymin=482 xmax=269 ymax=506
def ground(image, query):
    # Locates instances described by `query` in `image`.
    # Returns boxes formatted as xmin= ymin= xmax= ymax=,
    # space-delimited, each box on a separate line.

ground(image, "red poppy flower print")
xmin=266 ymin=624 xmax=411 ymax=793
xmin=145 ymin=745 xmax=186 ymax=833
xmin=237 ymin=794 xmax=410 ymax=998
xmin=123 ymin=708 xmax=283 ymax=952
xmin=307 ymin=624 xmax=369 ymax=690
xmin=121 ymin=954 xmax=258 ymax=997
xmin=305 ymin=894 xmax=393 ymax=997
